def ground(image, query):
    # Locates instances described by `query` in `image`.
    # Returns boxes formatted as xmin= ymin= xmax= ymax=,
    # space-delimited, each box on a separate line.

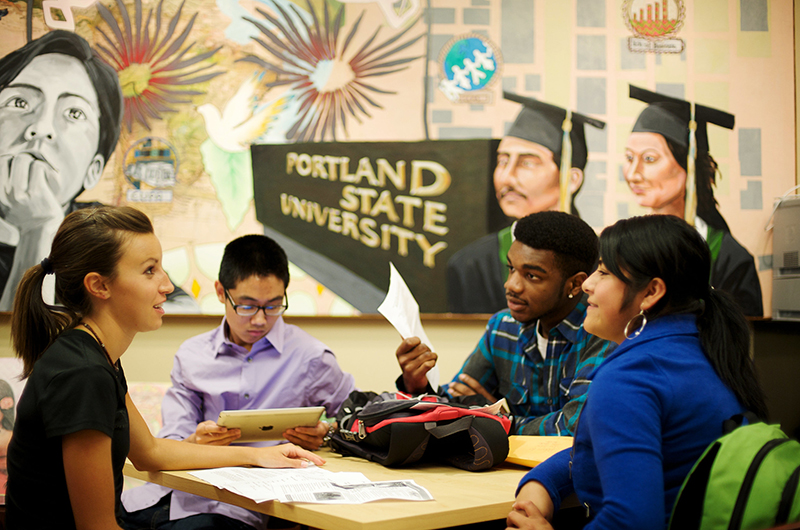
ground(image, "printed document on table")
xmin=282 ymin=479 xmax=434 ymax=504
xmin=377 ymin=263 xmax=440 ymax=390
xmin=189 ymin=466 xmax=434 ymax=504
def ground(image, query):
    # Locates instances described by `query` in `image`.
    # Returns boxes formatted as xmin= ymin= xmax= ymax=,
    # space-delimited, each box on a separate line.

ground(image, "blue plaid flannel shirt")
xmin=452 ymin=295 xmax=614 ymax=436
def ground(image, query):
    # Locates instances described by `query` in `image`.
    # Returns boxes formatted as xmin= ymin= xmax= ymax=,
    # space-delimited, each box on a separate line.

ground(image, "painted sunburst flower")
xmin=238 ymin=0 xmax=423 ymax=142
xmin=94 ymin=0 xmax=225 ymax=132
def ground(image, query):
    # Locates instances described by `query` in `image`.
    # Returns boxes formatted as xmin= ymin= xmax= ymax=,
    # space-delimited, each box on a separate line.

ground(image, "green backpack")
xmin=669 ymin=415 xmax=800 ymax=530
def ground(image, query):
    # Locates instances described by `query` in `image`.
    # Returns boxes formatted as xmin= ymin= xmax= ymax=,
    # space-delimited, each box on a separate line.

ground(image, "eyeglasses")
xmin=224 ymin=289 xmax=288 ymax=317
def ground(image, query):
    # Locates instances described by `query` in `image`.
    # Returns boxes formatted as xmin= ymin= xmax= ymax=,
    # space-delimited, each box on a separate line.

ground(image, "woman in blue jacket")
xmin=506 ymin=215 xmax=767 ymax=530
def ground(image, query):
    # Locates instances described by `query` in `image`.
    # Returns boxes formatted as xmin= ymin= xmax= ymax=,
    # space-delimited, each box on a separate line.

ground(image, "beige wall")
xmin=797 ymin=0 xmax=800 ymax=187
xmin=0 ymin=314 xmax=488 ymax=392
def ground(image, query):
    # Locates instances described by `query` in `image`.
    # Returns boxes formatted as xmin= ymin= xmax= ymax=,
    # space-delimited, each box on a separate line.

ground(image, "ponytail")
xmin=10 ymin=264 xmax=77 ymax=379
xmin=697 ymin=288 xmax=768 ymax=419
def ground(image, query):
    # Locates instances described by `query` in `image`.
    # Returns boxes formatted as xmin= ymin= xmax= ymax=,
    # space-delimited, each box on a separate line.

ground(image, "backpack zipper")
xmin=775 ymin=464 xmax=800 ymax=525
xmin=728 ymin=438 xmax=789 ymax=530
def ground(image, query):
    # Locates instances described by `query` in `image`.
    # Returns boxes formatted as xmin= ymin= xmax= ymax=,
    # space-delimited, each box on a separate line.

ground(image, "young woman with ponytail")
xmin=5 ymin=206 xmax=323 ymax=530
xmin=506 ymin=214 xmax=767 ymax=530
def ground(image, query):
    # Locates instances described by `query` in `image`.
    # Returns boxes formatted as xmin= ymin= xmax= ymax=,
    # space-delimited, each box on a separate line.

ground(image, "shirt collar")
xmin=695 ymin=216 xmax=709 ymax=241
xmin=213 ymin=316 xmax=286 ymax=357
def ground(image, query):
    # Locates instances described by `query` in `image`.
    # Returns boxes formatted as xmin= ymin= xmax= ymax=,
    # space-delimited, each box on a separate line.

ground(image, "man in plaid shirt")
xmin=396 ymin=211 xmax=614 ymax=436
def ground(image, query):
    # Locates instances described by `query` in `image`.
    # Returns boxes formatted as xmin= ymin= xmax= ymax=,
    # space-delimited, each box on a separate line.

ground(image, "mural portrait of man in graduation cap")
xmin=446 ymin=92 xmax=605 ymax=314
xmin=624 ymin=84 xmax=763 ymax=316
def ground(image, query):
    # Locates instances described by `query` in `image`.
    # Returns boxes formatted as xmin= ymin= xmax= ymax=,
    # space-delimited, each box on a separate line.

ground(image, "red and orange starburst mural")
xmin=94 ymin=0 xmax=225 ymax=132
xmin=238 ymin=0 xmax=423 ymax=142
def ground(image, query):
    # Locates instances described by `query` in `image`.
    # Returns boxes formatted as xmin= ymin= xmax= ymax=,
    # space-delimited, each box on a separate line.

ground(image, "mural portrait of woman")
xmin=624 ymin=85 xmax=763 ymax=316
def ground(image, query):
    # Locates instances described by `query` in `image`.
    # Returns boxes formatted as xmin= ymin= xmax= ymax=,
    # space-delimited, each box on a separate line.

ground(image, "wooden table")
xmin=124 ymin=449 xmax=529 ymax=530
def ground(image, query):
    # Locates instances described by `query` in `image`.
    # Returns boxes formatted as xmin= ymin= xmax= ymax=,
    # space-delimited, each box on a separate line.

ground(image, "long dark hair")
xmin=10 ymin=206 xmax=153 ymax=378
xmin=663 ymin=138 xmax=730 ymax=233
xmin=599 ymin=215 xmax=767 ymax=419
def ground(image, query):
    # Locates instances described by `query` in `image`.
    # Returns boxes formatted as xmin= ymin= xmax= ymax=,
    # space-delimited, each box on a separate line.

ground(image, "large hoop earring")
xmin=624 ymin=310 xmax=647 ymax=340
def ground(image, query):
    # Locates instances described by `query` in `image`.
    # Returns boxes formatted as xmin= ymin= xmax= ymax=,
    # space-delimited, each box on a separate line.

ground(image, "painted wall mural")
xmin=0 ymin=0 xmax=793 ymax=317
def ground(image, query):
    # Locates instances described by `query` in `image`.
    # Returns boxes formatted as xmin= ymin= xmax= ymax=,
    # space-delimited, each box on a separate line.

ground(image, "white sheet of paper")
xmin=377 ymin=263 xmax=440 ymax=391
xmin=189 ymin=467 xmax=434 ymax=504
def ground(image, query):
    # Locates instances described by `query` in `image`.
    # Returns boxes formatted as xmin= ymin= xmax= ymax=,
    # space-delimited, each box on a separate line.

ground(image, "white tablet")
xmin=217 ymin=406 xmax=325 ymax=443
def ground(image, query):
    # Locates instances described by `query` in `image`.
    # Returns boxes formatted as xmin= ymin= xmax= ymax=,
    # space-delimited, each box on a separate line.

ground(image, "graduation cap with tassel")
xmin=629 ymin=85 xmax=735 ymax=226
xmin=503 ymin=92 xmax=605 ymax=215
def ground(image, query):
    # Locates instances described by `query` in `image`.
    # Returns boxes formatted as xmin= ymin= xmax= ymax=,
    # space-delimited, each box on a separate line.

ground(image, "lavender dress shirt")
xmin=121 ymin=316 xmax=355 ymax=529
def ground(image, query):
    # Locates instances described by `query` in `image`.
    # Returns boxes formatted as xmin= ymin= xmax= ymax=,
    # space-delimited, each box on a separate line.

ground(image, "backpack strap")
xmin=425 ymin=415 xmax=474 ymax=439
xmin=723 ymin=411 xmax=762 ymax=434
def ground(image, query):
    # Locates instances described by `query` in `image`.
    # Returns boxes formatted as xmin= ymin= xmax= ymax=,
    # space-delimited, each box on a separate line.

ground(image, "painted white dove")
xmin=198 ymin=74 xmax=290 ymax=152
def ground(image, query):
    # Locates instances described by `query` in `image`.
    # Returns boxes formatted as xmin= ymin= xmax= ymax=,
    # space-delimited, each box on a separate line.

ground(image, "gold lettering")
xmin=289 ymin=195 xmax=309 ymax=220
xmin=381 ymin=223 xmax=392 ymax=250
xmin=340 ymin=157 xmax=355 ymax=182
xmin=325 ymin=156 xmax=340 ymax=181
xmin=354 ymin=187 xmax=379 ymax=214
xmin=311 ymin=203 xmax=328 ymax=226
xmin=395 ymin=196 xmax=423 ymax=228
xmin=327 ymin=208 xmax=343 ymax=233
xmin=312 ymin=155 xmax=328 ymax=179
xmin=339 ymin=185 xmax=360 ymax=212
xmin=280 ymin=193 xmax=293 ymax=215
xmin=415 ymin=234 xmax=448 ymax=268
xmin=423 ymin=201 xmax=448 ymax=236
xmin=359 ymin=218 xmax=380 ymax=248
xmin=296 ymin=153 xmax=312 ymax=176
xmin=341 ymin=212 xmax=360 ymax=240
xmin=391 ymin=225 xmax=416 ymax=257
xmin=410 ymin=160 xmax=451 ymax=196
xmin=354 ymin=157 xmax=379 ymax=186
xmin=286 ymin=152 xmax=298 ymax=174
xmin=369 ymin=190 xmax=400 ymax=222
xmin=376 ymin=159 xmax=405 ymax=190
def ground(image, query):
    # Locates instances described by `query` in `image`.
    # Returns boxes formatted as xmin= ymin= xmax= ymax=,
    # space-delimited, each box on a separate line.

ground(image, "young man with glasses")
xmin=121 ymin=234 xmax=355 ymax=530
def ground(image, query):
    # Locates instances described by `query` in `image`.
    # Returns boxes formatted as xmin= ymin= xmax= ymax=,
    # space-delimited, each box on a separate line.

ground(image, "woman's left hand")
xmin=252 ymin=442 xmax=326 ymax=469
xmin=506 ymin=501 xmax=555 ymax=530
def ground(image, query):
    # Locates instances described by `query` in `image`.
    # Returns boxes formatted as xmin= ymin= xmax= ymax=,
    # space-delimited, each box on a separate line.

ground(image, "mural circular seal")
xmin=438 ymin=33 xmax=502 ymax=93
xmin=123 ymin=137 xmax=179 ymax=190
xmin=623 ymin=0 xmax=686 ymax=40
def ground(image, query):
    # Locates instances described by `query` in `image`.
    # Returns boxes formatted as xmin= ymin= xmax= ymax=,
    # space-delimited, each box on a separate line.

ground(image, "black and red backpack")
xmin=330 ymin=391 xmax=512 ymax=471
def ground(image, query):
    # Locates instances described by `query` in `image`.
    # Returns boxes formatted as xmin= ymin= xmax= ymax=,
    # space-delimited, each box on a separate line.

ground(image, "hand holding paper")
xmin=378 ymin=263 xmax=440 ymax=391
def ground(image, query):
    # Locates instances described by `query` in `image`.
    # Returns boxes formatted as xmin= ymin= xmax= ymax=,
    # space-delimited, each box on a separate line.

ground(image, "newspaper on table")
xmin=189 ymin=466 xmax=433 ymax=504
xmin=377 ymin=262 xmax=440 ymax=391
